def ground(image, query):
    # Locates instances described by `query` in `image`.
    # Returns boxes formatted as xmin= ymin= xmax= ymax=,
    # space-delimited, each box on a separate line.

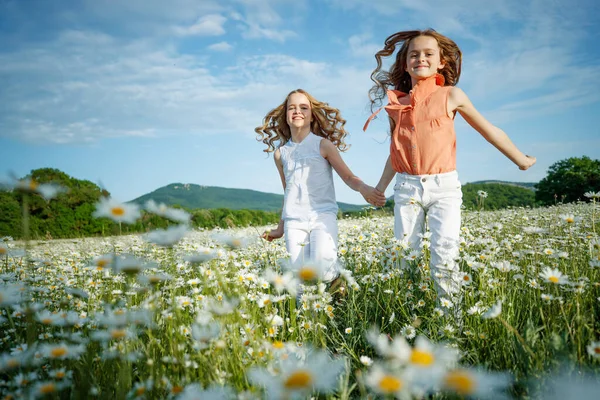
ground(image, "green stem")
xmin=499 ymin=317 xmax=536 ymax=360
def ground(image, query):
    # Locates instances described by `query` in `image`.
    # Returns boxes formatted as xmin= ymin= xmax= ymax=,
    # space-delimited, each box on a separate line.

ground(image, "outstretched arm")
xmin=449 ymin=87 xmax=536 ymax=170
xmin=320 ymin=139 xmax=386 ymax=206
xmin=262 ymin=149 xmax=285 ymax=241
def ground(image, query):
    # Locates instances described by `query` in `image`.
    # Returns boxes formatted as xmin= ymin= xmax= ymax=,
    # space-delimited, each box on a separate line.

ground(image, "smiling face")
xmin=405 ymin=35 xmax=445 ymax=85
xmin=286 ymin=92 xmax=312 ymax=132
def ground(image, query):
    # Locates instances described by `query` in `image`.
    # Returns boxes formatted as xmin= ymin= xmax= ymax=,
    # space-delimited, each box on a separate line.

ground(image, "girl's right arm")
xmin=375 ymin=155 xmax=396 ymax=195
xmin=262 ymin=149 xmax=285 ymax=241
xmin=449 ymin=87 xmax=536 ymax=170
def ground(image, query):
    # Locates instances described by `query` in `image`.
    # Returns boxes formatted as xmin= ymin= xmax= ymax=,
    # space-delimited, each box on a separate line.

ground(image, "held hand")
xmin=262 ymin=228 xmax=283 ymax=242
xmin=519 ymin=155 xmax=536 ymax=171
xmin=360 ymin=184 xmax=387 ymax=207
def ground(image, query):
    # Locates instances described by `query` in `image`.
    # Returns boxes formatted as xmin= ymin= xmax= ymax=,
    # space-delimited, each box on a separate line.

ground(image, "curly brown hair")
xmin=255 ymin=89 xmax=349 ymax=154
xmin=368 ymin=29 xmax=462 ymax=112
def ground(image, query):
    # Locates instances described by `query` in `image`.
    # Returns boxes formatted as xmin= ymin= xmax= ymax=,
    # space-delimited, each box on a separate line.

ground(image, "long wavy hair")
xmin=255 ymin=89 xmax=349 ymax=154
xmin=368 ymin=29 xmax=462 ymax=112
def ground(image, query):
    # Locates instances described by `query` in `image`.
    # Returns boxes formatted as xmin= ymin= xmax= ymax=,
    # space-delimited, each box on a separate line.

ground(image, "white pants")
xmin=393 ymin=171 xmax=462 ymax=298
xmin=284 ymin=213 xmax=339 ymax=282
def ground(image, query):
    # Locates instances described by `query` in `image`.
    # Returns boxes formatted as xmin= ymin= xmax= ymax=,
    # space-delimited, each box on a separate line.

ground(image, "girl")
xmin=257 ymin=89 xmax=385 ymax=285
xmin=364 ymin=29 xmax=536 ymax=302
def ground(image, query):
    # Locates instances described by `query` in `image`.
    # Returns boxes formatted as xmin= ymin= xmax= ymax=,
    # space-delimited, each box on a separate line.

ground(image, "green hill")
xmin=470 ymin=180 xmax=537 ymax=191
xmin=130 ymin=183 xmax=366 ymax=212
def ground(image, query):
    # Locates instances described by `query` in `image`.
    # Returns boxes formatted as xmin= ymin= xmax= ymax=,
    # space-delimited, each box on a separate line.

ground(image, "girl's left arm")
xmin=320 ymin=140 xmax=386 ymax=206
xmin=449 ymin=87 xmax=536 ymax=170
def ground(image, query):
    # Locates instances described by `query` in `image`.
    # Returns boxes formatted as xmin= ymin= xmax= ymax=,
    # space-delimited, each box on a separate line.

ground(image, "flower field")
xmin=1 ymin=198 xmax=599 ymax=399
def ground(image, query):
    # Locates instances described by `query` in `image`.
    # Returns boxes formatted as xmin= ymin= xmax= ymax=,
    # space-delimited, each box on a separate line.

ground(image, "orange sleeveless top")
xmin=364 ymin=74 xmax=456 ymax=175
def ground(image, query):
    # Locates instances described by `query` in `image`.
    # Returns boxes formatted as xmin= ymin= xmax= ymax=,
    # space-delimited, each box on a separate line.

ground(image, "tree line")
xmin=1 ymin=157 xmax=598 ymax=240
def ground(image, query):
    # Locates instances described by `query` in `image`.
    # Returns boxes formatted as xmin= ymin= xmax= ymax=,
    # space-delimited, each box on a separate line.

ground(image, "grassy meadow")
xmin=1 ymin=195 xmax=599 ymax=399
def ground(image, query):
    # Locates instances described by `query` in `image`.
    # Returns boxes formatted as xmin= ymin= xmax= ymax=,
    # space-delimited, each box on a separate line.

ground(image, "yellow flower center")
xmin=111 ymin=207 xmax=125 ymax=217
xmin=298 ymin=266 xmax=317 ymax=282
xmin=566 ymin=218 xmax=574 ymax=223
xmin=97 ymin=259 xmax=109 ymax=268
xmin=41 ymin=318 xmax=53 ymax=324
xmin=549 ymin=276 xmax=559 ymax=283
xmin=50 ymin=347 xmax=67 ymax=358
xmin=594 ymin=347 xmax=600 ymax=354
xmin=232 ymin=239 xmax=242 ymax=247
xmin=56 ymin=371 xmax=66 ymax=379
xmin=272 ymin=341 xmax=285 ymax=349
xmin=410 ymin=349 xmax=434 ymax=366
xmin=378 ymin=375 xmax=403 ymax=393
xmin=111 ymin=329 xmax=127 ymax=339
xmin=171 ymin=386 xmax=184 ymax=394
xmin=0 ymin=247 xmax=6 ymax=255
xmin=444 ymin=370 xmax=475 ymax=395
xmin=284 ymin=370 xmax=313 ymax=389
xmin=29 ymin=180 xmax=38 ymax=190
xmin=135 ymin=387 xmax=146 ymax=396
xmin=39 ymin=383 xmax=56 ymax=394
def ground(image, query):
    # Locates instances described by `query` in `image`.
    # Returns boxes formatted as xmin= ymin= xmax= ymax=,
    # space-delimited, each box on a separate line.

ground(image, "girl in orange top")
xmin=364 ymin=29 xmax=536 ymax=309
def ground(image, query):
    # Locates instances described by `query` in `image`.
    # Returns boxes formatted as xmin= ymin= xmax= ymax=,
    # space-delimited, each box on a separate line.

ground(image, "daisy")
xmin=144 ymin=225 xmax=189 ymax=247
xmin=401 ymin=325 xmax=417 ymax=340
xmin=262 ymin=269 xmax=298 ymax=295
xmin=441 ymin=368 xmax=511 ymax=399
xmin=90 ymin=328 xmax=135 ymax=343
xmin=40 ymin=343 xmax=86 ymax=360
xmin=365 ymin=363 xmax=412 ymax=399
xmin=460 ymin=273 xmax=473 ymax=286
xmin=559 ymin=214 xmax=579 ymax=224
xmin=32 ymin=381 xmax=69 ymax=397
xmin=366 ymin=328 xmax=411 ymax=364
xmin=7 ymin=177 xmax=67 ymax=201
xmin=93 ymin=197 xmax=141 ymax=224
xmin=523 ymin=226 xmax=548 ymax=234
xmin=482 ymin=300 xmax=502 ymax=319
xmin=440 ymin=297 xmax=453 ymax=309
xmin=212 ymin=233 xmax=253 ymax=249
xmin=586 ymin=341 xmax=600 ymax=358
xmin=527 ymin=278 xmax=540 ymax=289
xmin=248 ymin=347 xmax=345 ymax=400
xmin=492 ymin=261 xmax=519 ymax=273
xmin=539 ymin=267 xmax=569 ymax=285
xmin=407 ymin=336 xmax=459 ymax=373
xmin=144 ymin=199 xmax=191 ymax=223
xmin=114 ymin=254 xmax=157 ymax=275
xmin=584 ymin=191 xmax=600 ymax=198
xmin=541 ymin=293 xmax=555 ymax=302
xmin=294 ymin=261 xmax=326 ymax=284
xmin=359 ymin=356 xmax=373 ymax=366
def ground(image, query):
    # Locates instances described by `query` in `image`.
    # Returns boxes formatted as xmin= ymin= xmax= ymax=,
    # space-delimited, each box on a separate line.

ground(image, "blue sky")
xmin=1 ymin=0 xmax=599 ymax=205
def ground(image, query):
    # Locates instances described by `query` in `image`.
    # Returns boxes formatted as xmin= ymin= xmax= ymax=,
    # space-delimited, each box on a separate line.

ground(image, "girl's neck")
xmin=290 ymin=127 xmax=311 ymax=143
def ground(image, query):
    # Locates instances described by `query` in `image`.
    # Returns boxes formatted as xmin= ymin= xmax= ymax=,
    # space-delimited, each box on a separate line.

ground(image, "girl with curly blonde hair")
xmin=364 ymin=29 xmax=536 ymax=306
xmin=257 ymin=89 xmax=385 ymax=287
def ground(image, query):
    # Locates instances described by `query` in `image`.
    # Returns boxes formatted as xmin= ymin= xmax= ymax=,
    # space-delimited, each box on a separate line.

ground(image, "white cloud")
xmin=240 ymin=23 xmax=297 ymax=42
xmin=0 ymin=31 xmax=372 ymax=145
xmin=348 ymin=33 xmax=381 ymax=58
xmin=174 ymin=14 xmax=227 ymax=36
xmin=208 ymin=41 xmax=233 ymax=52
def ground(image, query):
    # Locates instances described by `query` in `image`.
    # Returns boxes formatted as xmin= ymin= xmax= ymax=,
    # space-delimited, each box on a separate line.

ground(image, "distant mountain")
xmin=129 ymin=183 xmax=367 ymax=212
xmin=470 ymin=180 xmax=537 ymax=191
